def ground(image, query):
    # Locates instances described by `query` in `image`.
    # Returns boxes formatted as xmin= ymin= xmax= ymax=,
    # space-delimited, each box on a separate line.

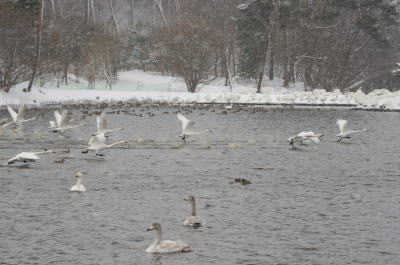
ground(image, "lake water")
xmin=0 ymin=105 xmax=399 ymax=265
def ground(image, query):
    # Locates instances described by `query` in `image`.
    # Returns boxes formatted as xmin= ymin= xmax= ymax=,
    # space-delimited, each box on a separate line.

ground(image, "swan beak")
xmin=146 ymin=226 xmax=153 ymax=231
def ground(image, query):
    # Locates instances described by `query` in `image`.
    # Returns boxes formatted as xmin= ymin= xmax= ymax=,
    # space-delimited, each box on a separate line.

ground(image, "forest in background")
xmin=1 ymin=0 xmax=400 ymax=94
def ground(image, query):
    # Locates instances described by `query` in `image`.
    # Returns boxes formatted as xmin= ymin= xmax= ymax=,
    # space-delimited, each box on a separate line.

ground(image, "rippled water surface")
xmin=0 ymin=105 xmax=399 ymax=265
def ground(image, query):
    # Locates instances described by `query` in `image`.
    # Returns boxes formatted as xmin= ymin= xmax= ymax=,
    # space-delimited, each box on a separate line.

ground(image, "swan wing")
xmin=7 ymin=106 xmax=18 ymax=122
xmin=157 ymin=240 xmax=192 ymax=253
xmin=184 ymin=215 xmax=204 ymax=226
xmin=54 ymin=110 xmax=62 ymax=127
xmin=60 ymin=110 xmax=68 ymax=127
xmin=88 ymin=133 xmax=106 ymax=146
xmin=17 ymin=104 xmax=25 ymax=120
xmin=177 ymin=113 xmax=194 ymax=133
xmin=337 ymin=119 xmax=348 ymax=134
xmin=309 ymin=137 xmax=320 ymax=143
xmin=16 ymin=152 xmax=40 ymax=161
xmin=297 ymin=131 xmax=314 ymax=137
xmin=97 ymin=112 xmax=107 ymax=131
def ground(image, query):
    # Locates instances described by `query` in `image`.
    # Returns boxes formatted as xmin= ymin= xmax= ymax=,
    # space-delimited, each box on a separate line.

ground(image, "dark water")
xmin=0 ymin=105 xmax=399 ymax=265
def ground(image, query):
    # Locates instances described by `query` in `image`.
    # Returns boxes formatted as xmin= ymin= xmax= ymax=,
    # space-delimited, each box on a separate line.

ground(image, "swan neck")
xmin=76 ymin=177 xmax=81 ymax=186
xmin=108 ymin=141 xmax=125 ymax=147
xmin=198 ymin=130 xmax=209 ymax=135
xmin=34 ymin=150 xmax=51 ymax=155
xmin=191 ymin=199 xmax=196 ymax=216
xmin=154 ymin=227 xmax=162 ymax=245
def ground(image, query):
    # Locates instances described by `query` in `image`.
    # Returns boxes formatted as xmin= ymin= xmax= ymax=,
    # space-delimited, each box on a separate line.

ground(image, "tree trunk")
xmin=269 ymin=52 xmax=274 ymax=80
xmin=257 ymin=0 xmax=280 ymax=93
xmin=130 ymin=0 xmax=134 ymax=27
xmin=57 ymin=0 xmax=64 ymax=18
xmin=155 ymin=0 xmax=168 ymax=25
xmin=256 ymin=71 xmax=264 ymax=93
xmin=50 ymin=0 xmax=56 ymax=19
xmin=90 ymin=0 xmax=96 ymax=24
xmin=84 ymin=0 xmax=89 ymax=25
xmin=26 ymin=0 xmax=44 ymax=92
xmin=108 ymin=0 xmax=119 ymax=36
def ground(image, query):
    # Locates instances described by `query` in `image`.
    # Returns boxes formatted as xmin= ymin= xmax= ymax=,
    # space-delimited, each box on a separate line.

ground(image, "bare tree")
xmin=108 ymin=0 xmax=119 ymax=36
xmin=26 ymin=0 xmax=45 ymax=92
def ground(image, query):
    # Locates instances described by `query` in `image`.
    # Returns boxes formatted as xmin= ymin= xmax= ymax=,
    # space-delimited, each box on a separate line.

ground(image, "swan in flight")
xmin=146 ymin=223 xmax=192 ymax=253
xmin=82 ymin=133 xmax=128 ymax=155
xmin=8 ymin=149 xmax=55 ymax=164
xmin=336 ymin=119 xmax=367 ymax=142
xmin=92 ymin=112 xmax=122 ymax=136
xmin=183 ymin=195 xmax=204 ymax=227
xmin=70 ymin=172 xmax=86 ymax=192
xmin=288 ymin=131 xmax=322 ymax=147
xmin=2 ymin=105 xmax=36 ymax=128
xmin=177 ymin=113 xmax=211 ymax=142
xmin=51 ymin=110 xmax=84 ymax=134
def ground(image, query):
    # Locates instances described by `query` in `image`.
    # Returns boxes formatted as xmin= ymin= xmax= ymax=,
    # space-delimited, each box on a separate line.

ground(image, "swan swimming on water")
xmin=183 ymin=195 xmax=204 ymax=227
xmin=2 ymin=104 xmax=36 ymax=128
xmin=146 ymin=223 xmax=192 ymax=253
xmin=8 ymin=149 xmax=55 ymax=164
xmin=177 ymin=113 xmax=211 ymax=143
xmin=51 ymin=110 xmax=84 ymax=134
xmin=288 ymin=131 xmax=323 ymax=148
xmin=92 ymin=112 xmax=123 ymax=136
xmin=82 ymin=133 xmax=128 ymax=155
xmin=336 ymin=119 xmax=367 ymax=142
xmin=70 ymin=172 xmax=86 ymax=192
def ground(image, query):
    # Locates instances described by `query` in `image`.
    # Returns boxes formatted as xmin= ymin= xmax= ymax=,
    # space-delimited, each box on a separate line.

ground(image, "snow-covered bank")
xmin=1 ymin=70 xmax=400 ymax=111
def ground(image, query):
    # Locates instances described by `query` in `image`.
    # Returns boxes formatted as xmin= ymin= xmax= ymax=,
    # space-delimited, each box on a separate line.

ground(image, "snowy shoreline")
xmin=1 ymin=70 xmax=399 ymax=111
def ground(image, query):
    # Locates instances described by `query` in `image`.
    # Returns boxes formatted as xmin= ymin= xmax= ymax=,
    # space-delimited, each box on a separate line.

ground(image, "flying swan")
xmin=70 ymin=172 xmax=86 ymax=192
xmin=288 ymin=131 xmax=323 ymax=148
xmin=82 ymin=133 xmax=128 ymax=155
xmin=92 ymin=112 xmax=123 ymax=136
xmin=336 ymin=119 xmax=367 ymax=142
xmin=2 ymin=104 xmax=36 ymax=128
xmin=51 ymin=110 xmax=84 ymax=134
xmin=146 ymin=223 xmax=192 ymax=253
xmin=183 ymin=195 xmax=204 ymax=227
xmin=8 ymin=149 xmax=55 ymax=164
xmin=177 ymin=113 xmax=211 ymax=143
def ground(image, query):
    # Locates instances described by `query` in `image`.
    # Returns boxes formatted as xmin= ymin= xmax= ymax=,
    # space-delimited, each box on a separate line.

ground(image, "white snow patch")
xmin=1 ymin=70 xmax=399 ymax=110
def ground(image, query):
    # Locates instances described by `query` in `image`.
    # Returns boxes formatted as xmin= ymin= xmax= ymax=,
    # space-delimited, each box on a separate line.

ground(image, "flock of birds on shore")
xmin=0 ymin=103 xmax=368 ymax=253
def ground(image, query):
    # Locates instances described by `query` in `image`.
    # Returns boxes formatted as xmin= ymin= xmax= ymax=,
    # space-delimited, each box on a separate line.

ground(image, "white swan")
xmin=92 ymin=112 xmax=122 ymax=136
xmin=2 ymin=104 xmax=36 ymax=128
xmin=336 ymin=119 xmax=367 ymax=142
xmin=146 ymin=223 xmax=192 ymax=254
xmin=82 ymin=133 xmax=128 ymax=155
xmin=288 ymin=131 xmax=323 ymax=147
xmin=177 ymin=113 xmax=211 ymax=142
xmin=51 ymin=110 xmax=84 ymax=134
xmin=183 ymin=195 xmax=204 ymax=227
xmin=70 ymin=172 xmax=86 ymax=192
xmin=8 ymin=149 xmax=55 ymax=164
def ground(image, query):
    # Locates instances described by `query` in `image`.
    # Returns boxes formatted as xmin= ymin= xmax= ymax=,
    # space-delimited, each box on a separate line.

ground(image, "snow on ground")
xmin=1 ymin=70 xmax=400 ymax=110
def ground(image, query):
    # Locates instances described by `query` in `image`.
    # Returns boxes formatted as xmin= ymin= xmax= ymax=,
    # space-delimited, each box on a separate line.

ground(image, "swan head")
xmin=75 ymin=172 xmax=82 ymax=178
xmin=184 ymin=195 xmax=195 ymax=202
xmin=44 ymin=149 xmax=56 ymax=153
xmin=147 ymin=223 xmax=161 ymax=231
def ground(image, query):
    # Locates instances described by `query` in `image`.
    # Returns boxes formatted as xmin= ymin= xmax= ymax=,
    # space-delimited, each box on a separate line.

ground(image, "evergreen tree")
xmin=236 ymin=1 xmax=272 ymax=79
